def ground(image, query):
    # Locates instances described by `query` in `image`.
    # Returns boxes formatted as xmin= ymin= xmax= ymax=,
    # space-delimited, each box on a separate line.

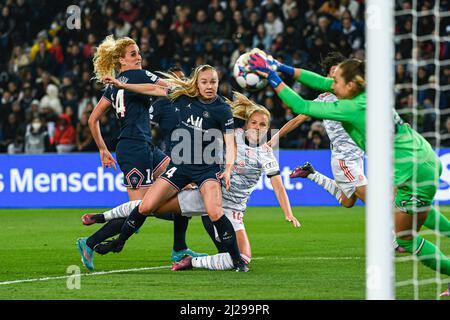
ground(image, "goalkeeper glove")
xmin=248 ymin=54 xmax=283 ymax=88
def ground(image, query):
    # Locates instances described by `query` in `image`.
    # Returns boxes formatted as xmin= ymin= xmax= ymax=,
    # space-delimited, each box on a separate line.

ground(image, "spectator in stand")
xmin=303 ymin=129 xmax=330 ymax=150
xmin=253 ymin=23 xmax=271 ymax=51
xmin=1 ymin=113 xmax=25 ymax=154
xmin=340 ymin=10 xmax=363 ymax=50
xmin=264 ymin=11 xmax=284 ymax=42
xmin=318 ymin=0 xmax=341 ymax=20
xmin=24 ymin=116 xmax=50 ymax=154
xmin=76 ymin=112 xmax=96 ymax=152
xmin=339 ymin=0 xmax=360 ymax=19
xmin=53 ymin=113 xmax=76 ymax=153
xmin=282 ymin=0 xmax=297 ymax=21
xmin=119 ymin=0 xmax=140 ymax=24
xmin=40 ymin=83 xmax=62 ymax=115
xmin=33 ymin=40 xmax=57 ymax=75
xmin=441 ymin=118 xmax=450 ymax=147
xmin=25 ymin=99 xmax=41 ymax=124
xmin=8 ymin=45 xmax=30 ymax=73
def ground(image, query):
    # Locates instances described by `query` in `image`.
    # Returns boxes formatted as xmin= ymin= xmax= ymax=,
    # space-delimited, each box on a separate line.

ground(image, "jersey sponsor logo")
xmin=145 ymin=70 xmax=158 ymax=82
xmin=186 ymin=115 xmax=203 ymax=129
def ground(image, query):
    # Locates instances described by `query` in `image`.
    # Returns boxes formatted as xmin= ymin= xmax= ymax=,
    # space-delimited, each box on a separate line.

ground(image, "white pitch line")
xmin=0 ymin=256 xmax=362 ymax=286
xmin=0 ymin=265 xmax=171 ymax=286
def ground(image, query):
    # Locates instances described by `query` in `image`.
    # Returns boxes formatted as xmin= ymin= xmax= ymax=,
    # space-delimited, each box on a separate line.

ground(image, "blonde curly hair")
xmin=92 ymin=35 xmax=136 ymax=81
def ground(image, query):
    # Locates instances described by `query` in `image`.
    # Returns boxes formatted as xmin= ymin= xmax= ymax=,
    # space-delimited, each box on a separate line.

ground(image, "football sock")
xmin=103 ymin=200 xmax=141 ymax=221
xmin=192 ymin=253 xmax=234 ymax=270
xmin=192 ymin=253 xmax=251 ymax=270
xmin=173 ymin=215 xmax=189 ymax=251
xmin=118 ymin=206 xmax=147 ymax=242
xmin=212 ymin=215 xmax=241 ymax=262
xmin=202 ymin=215 xmax=227 ymax=253
xmin=396 ymin=236 xmax=450 ymax=276
xmin=90 ymin=214 xmax=105 ymax=223
xmin=308 ymin=171 xmax=343 ymax=203
xmin=86 ymin=218 xmax=126 ymax=249
xmin=423 ymin=207 xmax=450 ymax=237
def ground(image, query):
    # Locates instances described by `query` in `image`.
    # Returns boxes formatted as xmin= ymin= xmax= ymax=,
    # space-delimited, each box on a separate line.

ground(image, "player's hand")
xmin=248 ymin=53 xmax=273 ymax=78
xmin=102 ymin=76 xmax=124 ymax=89
xmin=100 ymin=149 xmax=117 ymax=170
xmin=248 ymin=54 xmax=283 ymax=88
xmin=285 ymin=215 xmax=301 ymax=228
xmin=218 ymin=170 xmax=231 ymax=190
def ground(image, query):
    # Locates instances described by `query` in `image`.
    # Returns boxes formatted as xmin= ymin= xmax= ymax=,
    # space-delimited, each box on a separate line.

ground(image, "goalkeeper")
xmin=248 ymin=53 xmax=450 ymax=276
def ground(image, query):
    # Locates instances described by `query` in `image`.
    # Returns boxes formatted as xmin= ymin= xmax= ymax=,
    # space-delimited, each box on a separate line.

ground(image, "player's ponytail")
xmin=93 ymin=35 xmax=136 ymax=81
xmin=338 ymin=59 xmax=365 ymax=94
xmin=161 ymin=65 xmax=217 ymax=100
xmin=227 ymin=91 xmax=271 ymax=123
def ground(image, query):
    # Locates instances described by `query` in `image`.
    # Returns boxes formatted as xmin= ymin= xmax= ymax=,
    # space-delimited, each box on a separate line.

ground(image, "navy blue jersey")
xmin=149 ymin=97 xmax=180 ymax=153
xmin=170 ymin=95 xmax=234 ymax=167
xmin=102 ymin=69 xmax=160 ymax=143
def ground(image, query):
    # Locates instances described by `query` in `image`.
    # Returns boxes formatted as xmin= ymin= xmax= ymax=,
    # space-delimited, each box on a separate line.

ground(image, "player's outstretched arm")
xmin=102 ymin=76 xmax=169 ymax=97
xmin=268 ymin=55 xmax=333 ymax=92
xmin=268 ymin=114 xmax=310 ymax=148
xmin=249 ymin=54 xmax=357 ymax=122
xmin=270 ymin=175 xmax=300 ymax=228
xmin=88 ymin=97 xmax=117 ymax=170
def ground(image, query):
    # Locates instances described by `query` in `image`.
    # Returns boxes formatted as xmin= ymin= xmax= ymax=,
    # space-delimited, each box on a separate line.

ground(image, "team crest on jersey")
xmin=203 ymin=111 xmax=210 ymax=118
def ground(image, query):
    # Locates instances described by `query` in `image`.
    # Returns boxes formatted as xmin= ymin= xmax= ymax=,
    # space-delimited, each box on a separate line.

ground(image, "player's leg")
xmin=423 ymin=206 xmax=450 ymax=237
xmin=151 ymin=148 xmax=199 ymax=256
xmin=199 ymin=179 xmax=246 ymax=271
xmin=201 ymin=215 xmax=227 ymax=253
xmin=394 ymin=180 xmax=450 ymax=275
xmin=291 ymin=162 xmax=344 ymax=204
xmin=173 ymin=211 xmax=251 ymax=271
xmin=99 ymin=178 xmax=179 ymax=254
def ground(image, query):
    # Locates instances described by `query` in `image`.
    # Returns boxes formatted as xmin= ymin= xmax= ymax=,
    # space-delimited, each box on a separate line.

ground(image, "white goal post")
xmin=365 ymin=0 xmax=395 ymax=299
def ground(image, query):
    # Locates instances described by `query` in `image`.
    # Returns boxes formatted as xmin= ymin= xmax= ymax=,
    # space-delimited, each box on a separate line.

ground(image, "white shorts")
xmin=331 ymin=157 xmax=367 ymax=198
xmin=177 ymin=189 xmax=245 ymax=232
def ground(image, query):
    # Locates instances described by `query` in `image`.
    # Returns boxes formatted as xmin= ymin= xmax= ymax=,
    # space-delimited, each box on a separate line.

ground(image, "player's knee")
xmin=342 ymin=202 xmax=355 ymax=208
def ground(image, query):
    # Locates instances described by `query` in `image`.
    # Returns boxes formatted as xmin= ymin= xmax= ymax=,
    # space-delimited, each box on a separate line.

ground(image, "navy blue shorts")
xmin=160 ymin=162 xmax=222 ymax=191
xmin=116 ymin=139 xmax=154 ymax=189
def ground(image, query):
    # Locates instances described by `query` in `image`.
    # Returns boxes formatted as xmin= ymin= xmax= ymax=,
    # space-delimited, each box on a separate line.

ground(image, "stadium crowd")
xmin=0 ymin=0 xmax=448 ymax=154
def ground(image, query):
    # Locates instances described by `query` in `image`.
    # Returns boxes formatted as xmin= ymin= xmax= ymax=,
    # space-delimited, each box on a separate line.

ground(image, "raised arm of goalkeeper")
xmin=248 ymin=53 xmax=366 ymax=124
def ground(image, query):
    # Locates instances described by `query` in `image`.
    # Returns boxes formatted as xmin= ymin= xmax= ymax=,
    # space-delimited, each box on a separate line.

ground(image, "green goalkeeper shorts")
xmin=395 ymin=154 xmax=442 ymax=214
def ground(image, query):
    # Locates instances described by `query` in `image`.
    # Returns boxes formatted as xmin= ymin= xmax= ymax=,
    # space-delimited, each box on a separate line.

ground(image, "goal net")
xmin=392 ymin=0 xmax=450 ymax=299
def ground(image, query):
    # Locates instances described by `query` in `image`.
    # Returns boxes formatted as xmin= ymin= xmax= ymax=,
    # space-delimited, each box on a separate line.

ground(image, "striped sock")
xmin=103 ymin=200 xmax=141 ymax=221
xmin=192 ymin=253 xmax=234 ymax=270
xmin=308 ymin=171 xmax=343 ymax=203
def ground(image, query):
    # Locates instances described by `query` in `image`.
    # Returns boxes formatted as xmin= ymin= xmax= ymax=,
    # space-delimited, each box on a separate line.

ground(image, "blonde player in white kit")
xmin=269 ymin=52 xmax=367 ymax=207
xmin=82 ymin=92 xmax=300 ymax=271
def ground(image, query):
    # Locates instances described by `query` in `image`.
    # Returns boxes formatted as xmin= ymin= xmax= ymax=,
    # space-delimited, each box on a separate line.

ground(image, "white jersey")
xmin=221 ymin=129 xmax=280 ymax=212
xmin=315 ymin=92 xmax=364 ymax=160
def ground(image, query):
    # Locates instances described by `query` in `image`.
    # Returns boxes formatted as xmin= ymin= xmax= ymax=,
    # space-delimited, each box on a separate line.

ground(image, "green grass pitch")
xmin=0 ymin=206 xmax=448 ymax=300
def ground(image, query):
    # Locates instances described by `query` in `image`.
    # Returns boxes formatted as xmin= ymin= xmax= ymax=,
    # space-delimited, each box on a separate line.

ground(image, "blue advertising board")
xmin=0 ymin=150 xmax=449 ymax=208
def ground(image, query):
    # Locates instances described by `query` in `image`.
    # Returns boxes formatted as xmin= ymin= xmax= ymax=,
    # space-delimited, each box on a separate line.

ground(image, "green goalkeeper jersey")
xmin=278 ymin=69 xmax=439 ymax=186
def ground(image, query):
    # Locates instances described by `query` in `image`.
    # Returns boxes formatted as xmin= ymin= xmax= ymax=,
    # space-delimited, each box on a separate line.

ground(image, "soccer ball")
xmin=233 ymin=48 xmax=268 ymax=92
